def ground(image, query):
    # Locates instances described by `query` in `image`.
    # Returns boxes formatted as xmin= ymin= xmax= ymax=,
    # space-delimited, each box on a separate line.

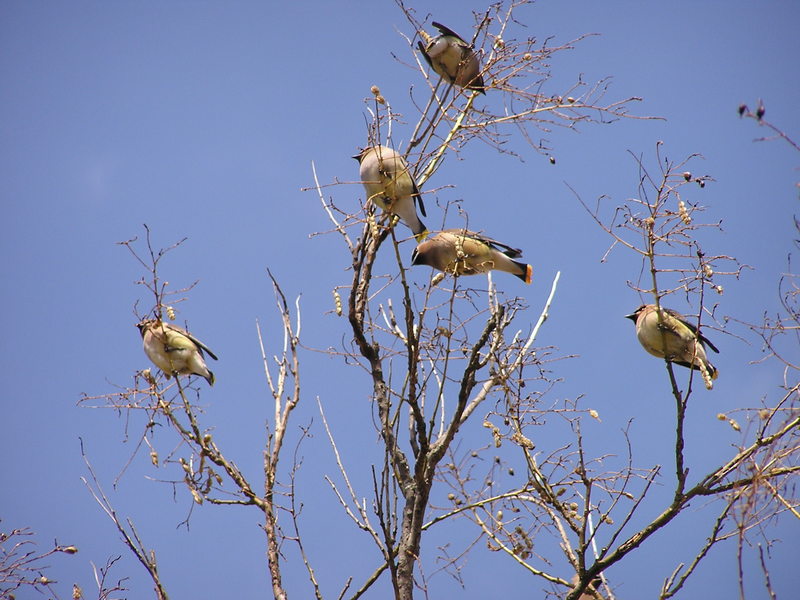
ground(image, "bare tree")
xmin=82 ymin=226 xmax=303 ymax=600
xmin=77 ymin=4 xmax=798 ymax=600
xmin=311 ymin=3 xmax=649 ymax=598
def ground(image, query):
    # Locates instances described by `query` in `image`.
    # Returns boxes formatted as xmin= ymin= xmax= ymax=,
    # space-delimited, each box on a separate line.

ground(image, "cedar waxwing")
xmin=136 ymin=319 xmax=218 ymax=386
xmin=625 ymin=304 xmax=719 ymax=389
xmin=411 ymin=229 xmax=533 ymax=283
xmin=418 ymin=22 xmax=486 ymax=94
xmin=353 ymin=145 xmax=428 ymax=242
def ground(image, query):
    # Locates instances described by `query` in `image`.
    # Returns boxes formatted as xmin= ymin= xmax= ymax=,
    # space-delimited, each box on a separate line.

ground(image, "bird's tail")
xmin=706 ymin=361 xmax=718 ymax=380
xmin=205 ymin=369 xmax=215 ymax=387
xmin=407 ymin=212 xmax=428 ymax=243
xmin=512 ymin=261 xmax=533 ymax=285
xmin=394 ymin=200 xmax=428 ymax=243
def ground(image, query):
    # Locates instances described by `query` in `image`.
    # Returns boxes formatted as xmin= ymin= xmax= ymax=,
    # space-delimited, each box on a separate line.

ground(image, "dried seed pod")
xmin=333 ymin=289 xmax=342 ymax=316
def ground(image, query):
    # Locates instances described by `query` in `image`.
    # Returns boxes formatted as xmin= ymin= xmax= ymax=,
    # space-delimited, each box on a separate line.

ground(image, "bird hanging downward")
xmin=136 ymin=319 xmax=218 ymax=386
xmin=418 ymin=21 xmax=486 ymax=94
xmin=411 ymin=229 xmax=533 ymax=284
xmin=354 ymin=145 xmax=428 ymax=242
xmin=625 ymin=304 xmax=719 ymax=389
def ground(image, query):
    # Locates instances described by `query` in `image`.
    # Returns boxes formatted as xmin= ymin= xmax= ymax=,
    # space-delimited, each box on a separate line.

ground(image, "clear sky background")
xmin=2 ymin=1 xmax=798 ymax=598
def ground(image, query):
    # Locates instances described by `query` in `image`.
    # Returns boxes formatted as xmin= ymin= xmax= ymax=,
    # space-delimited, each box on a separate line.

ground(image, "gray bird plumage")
xmin=411 ymin=229 xmax=533 ymax=283
xmin=136 ymin=319 xmax=218 ymax=386
xmin=354 ymin=145 xmax=428 ymax=242
xmin=418 ymin=21 xmax=486 ymax=93
xmin=625 ymin=304 xmax=719 ymax=389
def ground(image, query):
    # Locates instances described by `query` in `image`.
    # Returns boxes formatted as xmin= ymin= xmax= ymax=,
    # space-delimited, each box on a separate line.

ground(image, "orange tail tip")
xmin=511 ymin=261 xmax=533 ymax=284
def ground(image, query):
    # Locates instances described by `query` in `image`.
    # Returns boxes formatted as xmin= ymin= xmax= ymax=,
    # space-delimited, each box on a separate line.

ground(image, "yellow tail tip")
xmin=525 ymin=264 xmax=533 ymax=285
xmin=415 ymin=229 xmax=430 ymax=243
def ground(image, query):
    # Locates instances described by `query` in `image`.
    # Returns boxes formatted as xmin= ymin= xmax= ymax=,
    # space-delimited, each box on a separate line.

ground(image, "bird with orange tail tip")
xmin=625 ymin=304 xmax=719 ymax=389
xmin=411 ymin=229 xmax=533 ymax=284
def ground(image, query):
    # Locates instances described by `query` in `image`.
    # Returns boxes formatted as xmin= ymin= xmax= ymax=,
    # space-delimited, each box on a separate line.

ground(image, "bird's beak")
xmin=624 ymin=313 xmax=637 ymax=321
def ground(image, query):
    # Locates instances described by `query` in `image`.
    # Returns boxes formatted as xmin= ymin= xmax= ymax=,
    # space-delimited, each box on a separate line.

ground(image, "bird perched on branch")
xmin=625 ymin=304 xmax=719 ymax=389
xmin=411 ymin=229 xmax=533 ymax=283
xmin=136 ymin=319 xmax=218 ymax=386
xmin=418 ymin=21 xmax=485 ymax=94
xmin=354 ymin=145 xmax=428 ymax=242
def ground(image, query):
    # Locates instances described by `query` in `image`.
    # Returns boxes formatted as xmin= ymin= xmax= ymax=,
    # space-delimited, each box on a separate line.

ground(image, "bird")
xmin=418 ymin=21 xmax=486 ymax=93
xmin=136 ymin=319 xmax=218 ymax=386
xmin=625 ymin=304 xmax=719 ymax=388
xmin=411 ymin=229 xmax=533 ymax=283
xmin=353 ymin=145 xmax=428 ymax=242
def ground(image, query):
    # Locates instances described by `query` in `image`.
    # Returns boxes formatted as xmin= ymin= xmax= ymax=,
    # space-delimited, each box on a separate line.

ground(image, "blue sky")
xmin=1 ymin=1 xmax=798 ymax=598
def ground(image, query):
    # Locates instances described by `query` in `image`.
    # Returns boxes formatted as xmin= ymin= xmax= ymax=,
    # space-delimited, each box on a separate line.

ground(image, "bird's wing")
xmin=165 ymin=323 xmax=219 ymax=360
xmin=663 ymin=308 xmax=719 ymax=353
xmin=378 ymin=150 xmax=426 ymax=217
xmin=410 ymin=172 xmax=426 ymax=217
xmin=470 ymin=232 xmax=523 ymax=258
xmin=698 ymin=332 xmax=720 ymax=354
xmin=431 ymin=22 xmax=469 ymax=45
